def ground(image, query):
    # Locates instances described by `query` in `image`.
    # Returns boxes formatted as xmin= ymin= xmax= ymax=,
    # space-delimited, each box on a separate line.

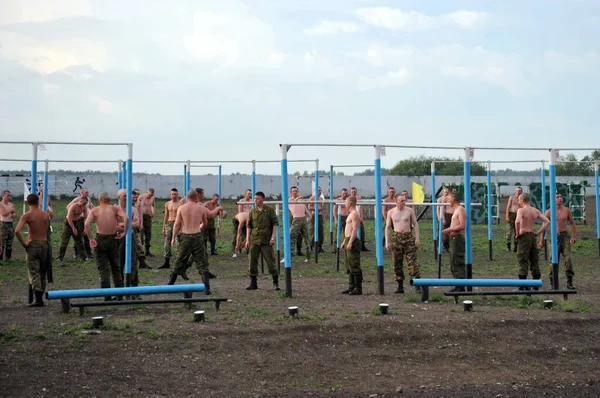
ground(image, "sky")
xmin=1 ymin=0 xmax=599 ymax=176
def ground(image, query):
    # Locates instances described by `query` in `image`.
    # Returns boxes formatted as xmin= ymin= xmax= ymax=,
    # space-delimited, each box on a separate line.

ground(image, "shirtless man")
xmin=56 ymin=196 xmax=89 ymax=261
xmin=308 ymin=187 xmax=325 ymax=253
xmin=15 ymin=194 xmax=50 ymax=307
xmin=505 ymin=186 xmax=523 ymax=253
xmin=85 ymin=192 xmax=128 ymax=295
xmin=116 ymin=189 xmax=143 ymax=293
xmin=442 ymin=193 xmax=467 ymax=292
xmin=138 ymin=188 xmax=156 ymax=256
xmin=385 ymin=194 xmax=421 ymax=293
xmin=382 ymin=187 xmax=396 ymax=245
xmin=38 ymin=187 xmax=54 ymax=218
xmin=288 ymin=186 xmax=310 ymax=262
xmin=332 ymin=188 xmax=349 ymax=253
xmin=441 ymin=186 xmax=456 ymax=252
xmin=204 ymin=194 xmax=223 ymax=256
xmin=67 ymin=188 xmax=93 ymax=259
xmin=233 ymin=212 xmax=250 ymax=255
xmin=167 ymin=189 xmax=213 ymax=295
xmin=237 ymin=189 xmax=253 ymax=214
xmin=350 ymin=187 xmax=369 ymax=251
xmin=131 ymin=190 xmax=151 ymax=269
xmin=514 ymin=193 xmax=549 ymax=289
xmin=340 ymin=196 xmax=362 ymax=295
xmin=1 ymin=190 xmax=16 ymax=261
xmin=158 ymin=188 xmax=184 ymax=269
xmin=400 ymin=190 xmax=411 ymax=203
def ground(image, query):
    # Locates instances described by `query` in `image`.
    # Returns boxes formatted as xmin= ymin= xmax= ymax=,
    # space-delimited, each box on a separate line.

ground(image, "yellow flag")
xmin=412 ymin=182 xmax=425 ymax=204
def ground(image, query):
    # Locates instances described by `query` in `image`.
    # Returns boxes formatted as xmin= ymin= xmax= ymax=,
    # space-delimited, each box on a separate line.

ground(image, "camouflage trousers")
xmin=163 ymin=221 xmax=179 ymax=259
xmin=343 ymin=237 xmax=362 ymax=275
xmin=142 ymin=214 xmax=152 ymax=248
xmin=517 ymin=232 xmax=540 ymax=278
xmin=26 ymin=241 xmax=49 ymax=293
xmin=118 ymin=232 xmax=139 ymax=287
xmin=547 ymin=231 xmax=575 ymax=277
xmin=57 ymin=219 xmax=85 ymax=260
xmin=1 ymin=221 xmax=14 ymax=256
xmin=443 ymin=213 xmax=452 ymax=250
xmin=174 ymin=233 xmax=209 ymax=275
xmin=450 ymin=234 xmax=466 ymax=279
xmin=506 ymin=212 xmax=517 ymax=245
xmin=391 ymin=231 xmax=421 ymax=281
xmin=232 ymin=218 xmax=247 ymax=252
xmin=309 ymin=214 xmax=324 ymax=249
xmin=248 ymin=244 xmax=278 ymax=277
xmin=290 ymin=217 xmax=309 ymax=256
xmin=94 ymin=234 xmax=123 ymax=289
xmin=134 ymin=228 xmax=145 ymax=257
xmin=206 ymin=227 xmax=216 ymax=246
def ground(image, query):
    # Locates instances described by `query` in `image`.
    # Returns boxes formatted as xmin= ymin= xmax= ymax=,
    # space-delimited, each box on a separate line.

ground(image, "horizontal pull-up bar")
xmin=331 ymin=164 xmax=373 ymax=168
xmin=238 ymin=200 xmax=482 ymax=207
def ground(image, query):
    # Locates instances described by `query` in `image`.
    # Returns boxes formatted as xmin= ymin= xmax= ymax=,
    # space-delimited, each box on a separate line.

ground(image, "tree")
xmin=388 ymin=156 xmax=486 ymax=176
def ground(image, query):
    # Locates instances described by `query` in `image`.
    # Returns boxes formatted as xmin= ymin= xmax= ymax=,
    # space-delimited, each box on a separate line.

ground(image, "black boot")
xmin=246 ymin=276 xmax=258 ymax=290
xmin=506 ymin=243 xmax=511 ymax=252
xmin=348 ymin=273 xmax=363 ymax=295
xmin=566 ymin=276 xmax=575 ymax=290
xmin=27 ymin=291 xmax=44 ymax=307
xmin=361 ymin=243 xmax=370 ymax=252
xmin=318 ymin=244 xmax=325 ymax=253
xmin=297 ymin=250 xmax=305 ymax=257
xmin=341 ymin=274 xmax=355 ymax=294
xmin=532 ymin=274 xmax=541 ymax=291
xmin=394 ymin=280 xmax=404 ymax=294
xmin=139 ymin=256 xmax=152 ymax=269
xmin=513 ymin=242 xmax=518 ymax=253
xmin=549 ymin=275 xmax=555 ymax=290
xmin=210 ymin=241 xmax=217 ymax=255
xmin=145 ymin=246 xmax=154 ymax=257
xmin=514 ymin=274 xmax=528 ymax=291
xmin=202 ymin=272 xmax=212 ymax=295
xmin=157 ymin=257 xmax=170 ymax=269
xmin=272 ymin=275 xmax=281 ymax=291
xmin=167 ymin=272 xmax=178 ymax=285
xmin=5 ymin=248 xmax=12 ymax=261
xmin=208 ymin=271 xmax=217 ymax=279
xmin=28 ymin=284 xmax=33 ymax=304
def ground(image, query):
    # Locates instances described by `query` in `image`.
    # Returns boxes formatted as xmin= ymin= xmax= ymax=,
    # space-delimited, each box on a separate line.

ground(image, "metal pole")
xmin=31 ymin=143 xmax=38 ymax=195
xmin=314 ymin=159 xmax=319 ymax=263
xmin=486 ymin=161 xmax=493 ymax=261
xmin=251 ymin=160 xmax=256 ymax=209
xmin=374 ymin=145 xmax=384 ymax=295
xmin=431 ymin=161 xmax=437 ymax=260
xmin=186 ymin=160 xmax=191 ymax=193
xmin=437 ymin=215 xmax=443 ymax=278
xmin=42 ymin=160 xmax=49 ymax=212
xmin=280 ymin=146 xmax=292 ymax=297
xmin=118 ymin=161 xmax=123 ymax=189
xmin=541 ymin=160 xmax=547 ymax=260
xmin=336 ymin=211 xmax=341 ymax=272
xmin=595 ymin=161 xmax=600 ymax=257
xmin=183 ymin=165 xmax=187 ymax=193
xmin=218 ymin=165 xmax=222 ymax=204
xmin=464 ymin=147 xmax=473 ymax=291
xmin=329 ymin=165 xmax=334 ymax=246
xmin=125 ymin=144 xmax=134 ymax=286
xmin=549 ymin=149 xmax=559 ymax=289
xmin=276 ymin=204 xmax=281 ymax=271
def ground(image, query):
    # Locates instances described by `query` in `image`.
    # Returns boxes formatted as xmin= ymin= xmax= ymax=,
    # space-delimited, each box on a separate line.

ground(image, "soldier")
xmin=204 ymin=194 xmax=223 ymax=255
xmin=139 ymin=188 xmax=156 ymax=256
xmin=237 ymin=189 xmax=253 ymax=214
xmin=539 ymin=193 xmax=577 ymax=289
xmin=167 ymin=189 xmax=214 ymax=295
xmin=15 ymin=194 xmax=50 ymax=307
xmin=0 ymin=190 xmax=16 ymax=261
xmin=441 ymin=186 xmax=456 ymax=252
xmin=132 ymin=190 xmax=151 ymax=269
xmin=288 ymin=186 xmax=310 ymax=262
xmin=340 ymin=196 xmax=362 ymax=295
xmin=116 ymin=189 xmax=142 ymax=296
xmin=84 ymin=192 xmax=128 ymax=297
xmin=56 ymin=196 xmax=89 ymax=262
xmin=505 ymin=186 xmax=523 ymax=252
xmin=244 ymin=191 xmax=279 ymax=291
xmin=382 ymin=187 xmax=396 ymax=245
xmin=232 ymin=211 xmax=249 ymax=258
xmin=350 ymin=187 xmax=369 ymax=251
xmin=442 ymin=192 xmax=467 ymax=292
xmin=515 ymin=193 xmax=549 ymax=288
xmin=385 ymin=194 xmax=421 ymax=294
xmin=158 ymin=188 xmax=183 ymax=269
xmin=332 ymin=188 xmax=349 ymax=253
xmin=67 ymin=188 xmax=93 ymax=259
xmin=308 ymin=187 xmax=326 ymax=253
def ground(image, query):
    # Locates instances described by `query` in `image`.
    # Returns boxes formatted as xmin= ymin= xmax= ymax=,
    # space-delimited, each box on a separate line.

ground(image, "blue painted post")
xmin=595 ymin=162 xmax=599 ymax=257
xmin=437 ymin=212 xmax=444 ymax=278
xmin=314 ymin=160 xmax=319 ymax=263
xmin=47 ymin=284 xmax=206 ymax=300
xmin=118 ymin=161 xmax=123 ymax=189
xmin=336 ymin=211 xmax=342 ymax=272
xmin=183 ymin=165 xmax=187 ymax=193
xmin=541 ymin=160 xmax=547 ymax=260
xmin=374 ymin=145 xmax=384 ymax=295
xmin=486 ymin=161 xmax=493 ymax=261
xmin=125 ymin=145 xmax=133 ymax=284
xmin=412 ymin=278 xmax=542 ymax=288
xmin=276 ymin=204 xmax=281 ymax=268
xmin=251 ymin=160 xmax=256 ymax=209
xmin=549 ymin=149 xmax=559 ymax=289
xmin=42 ymin=160 xmax=49 ymax=212
xmin=431 ymin=161 xmax=437 ymax=260
xmin=186 ymin=160 xmax=191 ymax=194
xmin=122 ymin=162 xmax=127 ymax=192
xmin=218 ymin=165 xmax=222 ymax=204
xmin=280 ymin=146 xmax=292 ymax=297
xmin=329 ymin=165 xmax=334 ymax=246
xmin=464 ymin=147 xmax=473 ymax=290
xmin=31 ymin=143 xmax=38 ymax=195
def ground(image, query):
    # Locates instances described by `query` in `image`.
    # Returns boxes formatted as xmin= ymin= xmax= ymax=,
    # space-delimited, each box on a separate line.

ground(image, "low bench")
xmin=69 ymin=297 xmax=230 ymax=315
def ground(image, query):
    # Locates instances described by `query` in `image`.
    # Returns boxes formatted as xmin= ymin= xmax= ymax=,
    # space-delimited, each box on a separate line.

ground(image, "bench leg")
xmin=79 ymin=306 xmax=85 ymax=316
xmin=420 ymin=286 xmax=429 ymax=303
xmin=453 ymin=296 xmax=459 ymax=305
xmin=183 ymin=292 xmax=193 ymax=309
xmin=61 ymin=299 xmax=71 ymax=314
xmin=215 ymin=300 xmax=221 ymax=311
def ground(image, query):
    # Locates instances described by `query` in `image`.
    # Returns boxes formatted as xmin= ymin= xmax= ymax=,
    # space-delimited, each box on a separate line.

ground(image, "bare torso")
xmin=0 ymin=201 xmax=16 ymax=222
xmin=166 ymin=199 xmax=183 ymax=222
xmin=516 ymin=205 xmax=541 ymax=235
xmin=91 ymin=205 xmax=121 ymax=235
xmin=67 ymin=196 xmax=92 ymax=219
xmin=336 ymin=196 xmax=349 ymax=217
xmin=68 ymin=205 xmax=87 ymax=221
xmin=449 ymin=206 xmax=466 ymax=236
xmin=545 ymin=206 xmax=571 ymax=233
xmin=235 ymin=212 xmax=249 ymax=225
xmin=289 ymin=196 xmax=307 ymax=218
xmin=508 ymin=194 xmax=520 ymax=213
xmin=389 ymin=206 xmax=414 ymax=233
xmin=140 ymin=195 xmax=155 ymax=216
xmin=382 ymin=196 xmax=395 ymax=219
xmin=444 ymin=194 xmax=455 ymax=215
xmin=344 ymin=209 xmax=359 ymax=238
xmin=178 ymin=203 xmax=207 ymax=234
xmin=23 ymin=209 xmax=50 ymax=241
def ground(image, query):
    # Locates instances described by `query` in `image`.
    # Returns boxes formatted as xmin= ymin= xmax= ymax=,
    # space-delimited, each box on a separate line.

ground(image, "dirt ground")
xmin=1 ymin=204 xmax=600 ymax=397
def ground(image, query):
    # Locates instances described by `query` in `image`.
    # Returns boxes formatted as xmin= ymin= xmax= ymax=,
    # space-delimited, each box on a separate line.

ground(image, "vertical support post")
xmin=31 ymin=143 xmax=38 ymax=195
xmin=541 ymin=160 xmax=548 ymax=260
xmin=437 ymin=214 xmax=443 ymax=278
xmin=42 ymin=160 xmax=49 ymax=212
xmin=183 ymin=165 xmax=187 ymax=193
xmin=125 ymin=144 xmax=134 ymax=286
xmin=431 ymin=161 xmax=437 ymax=260
xmin=374 ymin=145 xmax=384 ymax=295
xmin=329 ymin=165 xmax=334 ymax=246
xmin=595 ymin=161 xmax=600 ymax=257
xmin=276 ymin=204 xmax=281 ymax=271
xmin=486 ymin=161 xmax=493 ymax=261
xmin=251 ymin=160 xmax=256 ymax=209
xmin=464 ymin=148 xmax=473 ymax=291
xmin=314 ymin=159 xmax=319 ymax=263
xmin=336 ymin=211 xmax=342 ymax=272
xmin=118 ymin=161 xmax=123 ymax=189
xmin=218 ymin=165 xmax=222 ymax=204
xmin=186 ymin=160 xmax=191 ymax=194
xmin=549 ymin=149 xmax=559 ymax=289
xmin=280 ymin=146 xmax=292 ymax=297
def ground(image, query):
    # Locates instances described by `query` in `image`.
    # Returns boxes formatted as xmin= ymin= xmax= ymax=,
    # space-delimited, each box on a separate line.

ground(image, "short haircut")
xmin=171 ymin=188 xmax=178 ymax=192
xmin=341 ymin=188 xmax=348 ymax=192
xmin=26 ymin=194 xmax=39 ymax=205
xmin=195 ymin=188 xmax=204 ymax=195
xmin=147 ymin=188 xmax=155 ymax=194
xmin=2 ymin=190 xmax=10 ymax=195
xmin=350 ymin=187 xmax=357 ymax=191
xmin=80 ymin=196 xmax=89 ymax=203
xmin=290 ymin=186 xmax=298 ymax=190
xmin=449 ymin=192 xmax=460 ymax=202
xmin=520 ymin=193 xmax=530 ymax=203
xmin=346 ymin=196 xmax=357 ymax=205
xmin=133 ymin=189 xmax=140 ymax=195
xmin=213 ymin=194 xmax=219 ymax=199
xmin=388 ymin=187 xmax=395 ymax=191
xmin=396 ymin=194 xmax=406 ymax=200
xmin=255 ymin=191 xmax=265 ymax=198
xmin=188 ymin=189 xmax=198 ymax=200
xmin=245 ymin=189 xmax=252 ymax=193
xmin=516 ymin=186 xmax=523 ymax=191
xmin=98 ymin=192 xmax=110 ymax=202
xmin=117 ymin=189 xmax=127 ymax=197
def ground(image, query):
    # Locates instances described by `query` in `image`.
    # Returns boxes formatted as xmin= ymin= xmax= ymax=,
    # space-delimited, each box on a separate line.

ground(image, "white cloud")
xmin=357 ymin=69 xmax=411 ymax=91
xmin=303 ymin=20 xmax=359 ymax=36
xmin=544 ymin=51 xmax=600 ymax=75
xmin=355 ymin=7 xmax=489 ymax=31
xmin=87 ymin=94 xmax=119 ymax=115
xmin=0 ymin=0 xmax=92 ymax=25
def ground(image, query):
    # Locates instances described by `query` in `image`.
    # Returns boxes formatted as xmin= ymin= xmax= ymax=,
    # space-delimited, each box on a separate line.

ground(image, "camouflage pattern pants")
xmin=343 ymin=237 xmax=362 ymax=275
xmin=26 ymin=241 xmax=49 ymax=293
xmin=142 ymin=214 xmax=152 ymax=248
xmin=506 ymin=212 xmax=517 ymax=245
xmin=450 ymin=234 xmax=466 ymax=279
xmin=232 ymin=218 xmax=247 ymax=252
xmin=443 ymin=213 xmax=452 ymax=250
xmin=94 ymin=234 xmax=123 ymax=288
xmin=391 ymin=231 xmax=421 ymax=281
xmin=309 ymin=214 xmax=324 ymax=248
xmin=547 ymin=231 xmax=575 ymax=277
xmin=174 ymin=233 xmax=209 ymax=275
xmin=248 ymin=244 xmax=278 ymax=277
xmin=118 ymin=234 xmax=139 ymax=287
xmin=164 ymin=221 xmax=177 ymax=259
xmin=290 ymin=217 xmax=309 ymax=255
xmin=58 ymin=219 xmax=85 ymax=260
xmin=1 ymin=221 xmax=14 ymax=256
xmin=517 ymin=232 xmax=540 ymax=277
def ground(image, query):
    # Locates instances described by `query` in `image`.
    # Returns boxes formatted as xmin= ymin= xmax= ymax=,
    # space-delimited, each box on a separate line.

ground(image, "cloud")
xmin=355 ymin=7 xmax=489 ymax=31
xmin=0 ymin=0 xmax=92 ymax=25
xmin=303 ymin=20 xmax=359 ymax=36
xmin=357 ymin=69 xmax=411 ymax=91
xmin=544 ymin=51 xmax=600 ymax=75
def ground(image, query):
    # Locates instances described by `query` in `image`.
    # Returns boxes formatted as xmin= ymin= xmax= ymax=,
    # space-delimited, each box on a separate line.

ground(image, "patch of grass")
xmin=403 ymin=294 xmax=421 ymax=303
xmin=429 ymin=293 xmax=445 ymax=303
xmin=556 ymin=299 xmax=596 ymax=313
xmin=147 ymin=328 xmax=162 ymax=338
xmin=33 ymin=331 xmax=46 ymax=340
xmin=62 ymin=322 xmax=92 ymax=335
xmin=250 ymin=308 xmax=269 ymax=318
xmin=517 ymin=295 xmax=535 ymax=309
xmin=0 ymin=325 xmax=21 ymax=342
xmin=102 ymin=322 xmax=134 ymax=332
